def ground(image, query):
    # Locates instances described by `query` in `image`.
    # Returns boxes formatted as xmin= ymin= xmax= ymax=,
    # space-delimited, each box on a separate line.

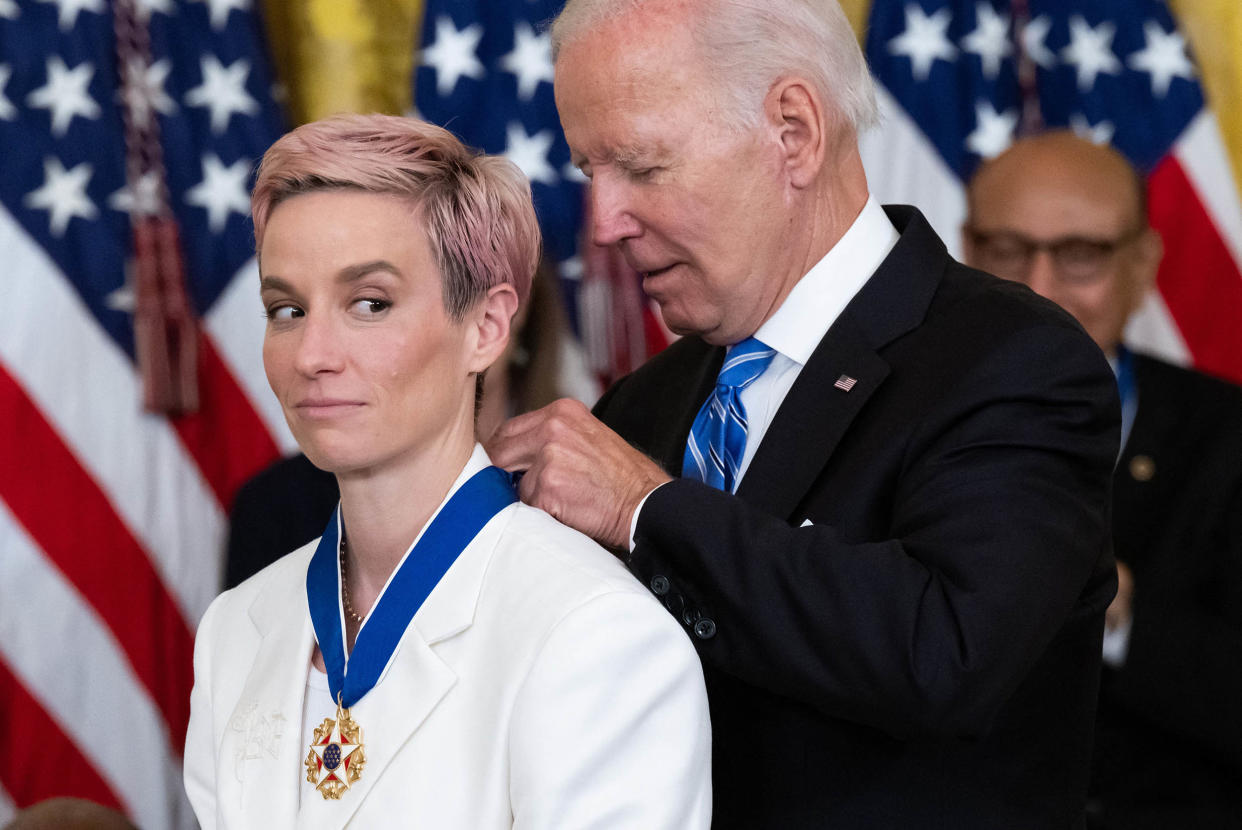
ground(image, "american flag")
xmin=860 ymin=0 xmax=1242 ymax=385
xmin=414 ymin=0 xmax=672 ymax=387
xmin=0 ymin=0 xmax=290 ymax=824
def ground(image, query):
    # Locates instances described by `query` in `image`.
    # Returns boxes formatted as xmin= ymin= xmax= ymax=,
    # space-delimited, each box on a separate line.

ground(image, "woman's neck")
xmin=335 ymin=429 xmax=476 ymax=617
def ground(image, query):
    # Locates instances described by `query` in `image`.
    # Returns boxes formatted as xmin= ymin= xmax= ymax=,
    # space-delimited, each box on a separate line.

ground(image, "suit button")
xmin=693 ymin=618 xmax=717 ymax=640
xmin=650 ymin=575 xmax=670 ymax=596
xmin=664 ymin=593 xmax=685 ymax=616
xmin=682 ymin=607 xmax=701 ymax=626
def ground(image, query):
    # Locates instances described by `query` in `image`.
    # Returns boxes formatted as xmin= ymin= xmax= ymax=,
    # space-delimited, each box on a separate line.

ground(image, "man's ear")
xmin=467 ymin=283 xmax=520 ymax=374
xmin=1125 ymin=227 xmax=1163 ymax=315
xmin=765 ymin=77 xmax=826 ymax=190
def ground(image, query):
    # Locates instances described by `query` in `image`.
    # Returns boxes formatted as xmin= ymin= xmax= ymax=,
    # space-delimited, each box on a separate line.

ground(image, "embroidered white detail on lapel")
xmin=229 ymin=701 xmax=288 ymax=782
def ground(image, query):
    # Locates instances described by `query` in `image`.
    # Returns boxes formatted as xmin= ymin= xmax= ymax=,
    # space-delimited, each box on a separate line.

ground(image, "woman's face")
xmin=259 ymin=189 xmax=479 ymax=476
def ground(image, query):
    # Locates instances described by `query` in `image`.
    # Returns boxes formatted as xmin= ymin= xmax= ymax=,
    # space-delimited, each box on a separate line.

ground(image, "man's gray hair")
xmin=551 ymin=0 xmax=879 ymax=134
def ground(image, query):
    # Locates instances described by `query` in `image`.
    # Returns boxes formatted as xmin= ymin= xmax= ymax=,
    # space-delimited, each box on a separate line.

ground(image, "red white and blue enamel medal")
xmin=305 ymin=698 xmax=366 ymax=799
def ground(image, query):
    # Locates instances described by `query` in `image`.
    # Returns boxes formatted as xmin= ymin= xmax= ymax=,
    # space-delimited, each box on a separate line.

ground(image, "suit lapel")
xmin=221 ymin=551 xmax=316 ymax=828
xmin=736 ymin=315 xmax=889 ymax=519
xmin=736 ymin=205 xmax=948 ymax=521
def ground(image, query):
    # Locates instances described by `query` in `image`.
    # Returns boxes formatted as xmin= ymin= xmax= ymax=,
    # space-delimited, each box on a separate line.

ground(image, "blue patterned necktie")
xmin=683 ymin=337 xmax=777 ymax=492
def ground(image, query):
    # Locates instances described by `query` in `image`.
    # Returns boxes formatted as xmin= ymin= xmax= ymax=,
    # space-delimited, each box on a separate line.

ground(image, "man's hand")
xmin=1105 ymin=561 xmax=1134 ymax=632
xmin=486 ymin=398 xmax=673 ymax=551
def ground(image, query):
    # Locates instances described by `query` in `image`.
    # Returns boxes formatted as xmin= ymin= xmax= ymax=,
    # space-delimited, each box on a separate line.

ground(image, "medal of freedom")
xmin=305 ymin=698 xmax=366 ymax=799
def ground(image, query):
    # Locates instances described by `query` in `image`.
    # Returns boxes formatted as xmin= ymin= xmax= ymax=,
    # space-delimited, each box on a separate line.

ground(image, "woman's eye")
xmin=266 ymin=305 xmax=302 ymax=321
xmin=350 ymin=298 xmax=390 ymax=315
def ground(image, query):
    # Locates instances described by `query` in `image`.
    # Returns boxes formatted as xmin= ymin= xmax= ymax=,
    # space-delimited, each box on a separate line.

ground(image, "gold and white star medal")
xmin=305 ymin=698 xmax=366 ymax=799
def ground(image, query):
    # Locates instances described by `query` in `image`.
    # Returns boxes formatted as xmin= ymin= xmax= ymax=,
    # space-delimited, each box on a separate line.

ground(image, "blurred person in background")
xmin=965 ymin=130 xmax=1242 ymax=829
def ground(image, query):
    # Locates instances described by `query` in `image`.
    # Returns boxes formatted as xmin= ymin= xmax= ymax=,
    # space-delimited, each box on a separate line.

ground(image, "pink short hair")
xmin=252 ymin=113 xmax=540 ymax=317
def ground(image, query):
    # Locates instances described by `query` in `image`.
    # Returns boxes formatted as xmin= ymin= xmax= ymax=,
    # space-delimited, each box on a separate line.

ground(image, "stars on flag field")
xmin=503 ymin=123 xmax=557 ymax=186
xmin=0 ymin=65 xmax=16 ymax=120
xmin=1061 ymin=15 xmax=1121 ymax=92
xmin=109 ymin=171 xmax=163 ymax=218
xmin=27 ymin=56 xmax=100 ymax=136
xmin=189 ymin=0 xmax=250 ymax=30
xmin=119 ymin=57 xmax=177 ymax=130
xmin=185 ymin=154 xmax=252 ymax=233
xmin=501 ymin=21 xmax=553 ymax=101
xmin=421 ymin=16 xmax=486 ymax=97
xmin=961 ymin=2 xmax=1010 ymax=80
xmin=1069 ymin=113 xmax=1116 ymax=145
xmin=966 ymin=100 xmax=1019 ymax=159
xmin=8 ymin=2 xmax=263 ymax=240
xmin=24 ymin=157 xmax=97 ymax=237
xmin=883 ymin=3 xmax=1198 ymax=163
xmin=421 ymin=13 xmax=566 ymax=192
xmin=185 ymin=55 xmax=259 ymax=133
xmin=1128 ymin=20 xmax=1194 ymax=98
xmin=887 ymin=5 xmax=957 ymax=82
xmin=34 ymin=0 xmax=103 ymax=31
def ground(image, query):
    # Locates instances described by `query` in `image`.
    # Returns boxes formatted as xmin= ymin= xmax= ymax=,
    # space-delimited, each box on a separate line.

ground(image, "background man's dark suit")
xmin=1090 ymin=353 xmax=1242 ymax=828
xmin=594 ymin=206 xmax=1120 ymax=829
xmin=224 ymin=453 xmax=336 ymax=589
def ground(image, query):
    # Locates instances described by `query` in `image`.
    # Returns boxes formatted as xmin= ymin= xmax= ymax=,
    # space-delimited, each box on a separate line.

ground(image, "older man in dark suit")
xmin=966 ymin=131 xmax=1242 ymax=829
xmin=487 ymin=0 xmax=1120 ymax=826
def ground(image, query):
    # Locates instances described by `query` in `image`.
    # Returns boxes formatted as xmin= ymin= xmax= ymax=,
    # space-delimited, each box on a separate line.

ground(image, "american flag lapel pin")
xmin=834 ymin=374 xmax=858 ymax=392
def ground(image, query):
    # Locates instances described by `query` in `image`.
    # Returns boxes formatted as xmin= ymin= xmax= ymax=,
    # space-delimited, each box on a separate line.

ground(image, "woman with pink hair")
xmin=183 ymin=114 xmax=710 ymax=828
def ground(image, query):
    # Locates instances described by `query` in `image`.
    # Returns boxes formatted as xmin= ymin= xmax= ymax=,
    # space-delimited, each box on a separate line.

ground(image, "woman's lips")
xmin=294 ymin=399 xmax=365 ymax=419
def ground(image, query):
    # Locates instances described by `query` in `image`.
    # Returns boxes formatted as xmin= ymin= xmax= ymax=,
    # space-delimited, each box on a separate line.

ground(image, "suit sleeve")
xmin=626 ymin=322 xmax=1119 ymax=740
xmin=507 ymin=591 xmax=712 ymax=829
xmin=184 ymin=599 xmax=221 ymax=829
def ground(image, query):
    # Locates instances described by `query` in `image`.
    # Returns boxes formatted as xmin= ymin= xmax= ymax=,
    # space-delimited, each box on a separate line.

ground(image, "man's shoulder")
xmin=1130 ymin=352 xmax=1242 ymax=448
xmin=1134 ymin=351 xmax=1242 ymax=405
xmin=934 ymin=259 xmax=1087 ymax=335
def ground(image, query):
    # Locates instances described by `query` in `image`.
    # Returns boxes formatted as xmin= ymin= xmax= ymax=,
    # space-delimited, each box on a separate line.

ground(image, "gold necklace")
xmin=338 ymin=537 xmax=365 ymax=624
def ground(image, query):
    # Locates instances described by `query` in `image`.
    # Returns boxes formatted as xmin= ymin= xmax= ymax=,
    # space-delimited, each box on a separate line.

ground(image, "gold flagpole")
xmin=262 ymin=0 xmax=427 ymax=124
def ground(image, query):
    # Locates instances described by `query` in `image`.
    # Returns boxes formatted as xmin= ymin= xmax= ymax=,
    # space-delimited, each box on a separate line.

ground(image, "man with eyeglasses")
xmin=965 ymin=130 xmax=1242 ymax=829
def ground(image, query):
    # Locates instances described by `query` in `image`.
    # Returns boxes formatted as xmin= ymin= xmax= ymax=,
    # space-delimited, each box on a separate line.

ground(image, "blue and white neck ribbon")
xmin=306 ymin=465 xmax=517 ymax=709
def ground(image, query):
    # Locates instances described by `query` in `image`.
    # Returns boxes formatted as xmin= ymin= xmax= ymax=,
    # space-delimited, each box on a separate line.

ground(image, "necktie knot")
xmin=716 ymin=337 xmax=776 ymax=391
xmin=683 ymin=337 xmax=776 ymax=492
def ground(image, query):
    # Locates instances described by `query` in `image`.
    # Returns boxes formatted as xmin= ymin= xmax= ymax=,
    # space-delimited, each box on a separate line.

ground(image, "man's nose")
xmin=1023 ymin=249 xmax=1060 ymax=300
xmin=589 ymin=178 xmax=642 ymax=247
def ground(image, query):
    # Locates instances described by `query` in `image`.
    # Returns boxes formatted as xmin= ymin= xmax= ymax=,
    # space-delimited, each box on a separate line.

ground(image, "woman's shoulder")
xmin=489 ymin=503 xmax=647 ymax=600
xmin=199 ymin=541 xmax=316 ymax=632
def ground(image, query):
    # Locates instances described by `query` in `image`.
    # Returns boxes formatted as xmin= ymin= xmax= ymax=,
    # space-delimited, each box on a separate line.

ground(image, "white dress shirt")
xmin=629 ymin=197 xmax=899 ymax=547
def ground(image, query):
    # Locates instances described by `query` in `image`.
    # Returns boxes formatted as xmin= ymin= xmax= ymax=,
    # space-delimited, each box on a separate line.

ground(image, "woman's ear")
xmin=467 ymin=283 xmax=520 ymax=374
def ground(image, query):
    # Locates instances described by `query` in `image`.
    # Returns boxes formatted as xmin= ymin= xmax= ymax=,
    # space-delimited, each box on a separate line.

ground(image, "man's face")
xmin=554 ymin=13 xmax=790 ymax=345
xmin=964 ymin=143 xmax=1160 ymax=354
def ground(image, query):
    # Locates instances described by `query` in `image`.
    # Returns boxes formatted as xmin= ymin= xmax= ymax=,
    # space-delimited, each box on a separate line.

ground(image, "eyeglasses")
xmin=966 ymin=227 xmax=1144 ymax=284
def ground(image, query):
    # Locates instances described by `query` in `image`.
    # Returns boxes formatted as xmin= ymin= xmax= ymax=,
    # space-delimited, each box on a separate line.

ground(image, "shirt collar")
xmin=753 ymin=196 xmax=899 ymax=366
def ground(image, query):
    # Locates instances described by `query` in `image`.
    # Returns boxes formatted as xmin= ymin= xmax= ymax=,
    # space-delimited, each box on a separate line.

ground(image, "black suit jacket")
xmin=224 ymin=453 xmax=337 ymax=589
xmin=594 ymin=206 xmax=1120 ymax=829
xmin=1090 ymin=354 xmax=1242 ymax=828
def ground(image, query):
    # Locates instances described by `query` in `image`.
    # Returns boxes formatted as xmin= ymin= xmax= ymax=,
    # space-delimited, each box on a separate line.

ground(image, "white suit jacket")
xmin=185 ymin=448 xmax=712 ymax=829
